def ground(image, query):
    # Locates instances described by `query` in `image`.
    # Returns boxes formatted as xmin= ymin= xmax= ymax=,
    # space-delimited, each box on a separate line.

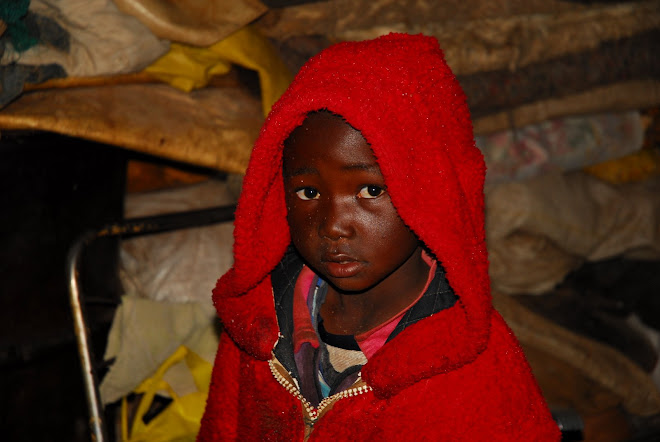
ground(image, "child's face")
xmin=282 ymin=111 xmax=421 ymax=293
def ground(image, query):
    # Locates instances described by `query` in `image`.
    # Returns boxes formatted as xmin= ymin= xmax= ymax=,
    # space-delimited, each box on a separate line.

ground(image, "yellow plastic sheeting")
xmin=121 ymin=346 xmax=212 ymax=442
xmin=145 ymin=26 xmax=293 ymax=116
xmin=584 ymin=149 xmax=660 ymax=185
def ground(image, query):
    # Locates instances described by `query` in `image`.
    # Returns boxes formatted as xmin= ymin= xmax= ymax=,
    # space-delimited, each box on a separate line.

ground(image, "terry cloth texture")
xmin=199 ymin=33 xmax=560 ymax=440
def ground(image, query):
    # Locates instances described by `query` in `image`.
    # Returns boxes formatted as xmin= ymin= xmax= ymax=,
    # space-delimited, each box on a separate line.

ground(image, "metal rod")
xmin=66 ymin=204 xmax=235 ymax=440
xmin=97 ymin=205 xmax=236 ymax=239
xmin=67 ymin=231 xmax=107 ymax=442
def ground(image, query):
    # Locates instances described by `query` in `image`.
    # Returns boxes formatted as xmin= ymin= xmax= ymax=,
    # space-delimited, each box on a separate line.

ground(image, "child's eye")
xmin=295 ymin=188 xmax=320 ymax=200
xmin=358 ymin=185 xmax=385 ymax=199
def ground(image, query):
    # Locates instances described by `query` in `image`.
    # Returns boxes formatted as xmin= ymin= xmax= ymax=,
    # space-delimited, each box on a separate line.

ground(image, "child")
xmin=198 ymin=33 xmax=560 ymax=440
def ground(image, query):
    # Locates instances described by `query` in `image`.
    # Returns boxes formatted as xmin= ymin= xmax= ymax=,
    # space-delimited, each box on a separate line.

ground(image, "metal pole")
xmin=66 ymin=204 xmax=235 ymax=440
xmin=67 ymin=231 xmax=107 ymax=442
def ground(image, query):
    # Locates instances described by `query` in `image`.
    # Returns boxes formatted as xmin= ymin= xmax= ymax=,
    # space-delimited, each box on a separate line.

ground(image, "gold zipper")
xmin=268 ymin=356 xmax=373 ymax=424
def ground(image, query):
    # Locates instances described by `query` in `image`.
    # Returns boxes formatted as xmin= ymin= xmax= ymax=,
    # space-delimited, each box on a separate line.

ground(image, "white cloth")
xmin=2 ymin=0 xmax=169 ymax=77
xmin=487 ymin=172 xmax=660 ymax=295
xmin=100 ymin=295 xmax=219 ymax=404
xmin=119 ymin=179 xmax=235 ymax=305
xmin=101 ymin=178 xmax=236 ymax=403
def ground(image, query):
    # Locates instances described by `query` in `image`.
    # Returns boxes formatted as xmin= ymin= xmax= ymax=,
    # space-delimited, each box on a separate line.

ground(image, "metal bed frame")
xmin=67 ymin=205 xmax=235 ymax=441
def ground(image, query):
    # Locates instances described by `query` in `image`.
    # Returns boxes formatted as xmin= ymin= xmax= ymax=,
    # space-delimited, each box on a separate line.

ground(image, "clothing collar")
xmin=270 ymin=248 xmax=458 ymax=396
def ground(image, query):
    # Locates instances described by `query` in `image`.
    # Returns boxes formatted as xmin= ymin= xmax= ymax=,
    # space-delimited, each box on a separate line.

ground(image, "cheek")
xmin=376 ymin=211 xmax=418 ymax=251
xmin=286 ymin=201 xmax=318 ymax=247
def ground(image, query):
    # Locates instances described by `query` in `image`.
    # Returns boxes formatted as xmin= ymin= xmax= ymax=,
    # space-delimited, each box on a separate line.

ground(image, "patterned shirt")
xmin=291 ymin=252 xmax=437 ymax=405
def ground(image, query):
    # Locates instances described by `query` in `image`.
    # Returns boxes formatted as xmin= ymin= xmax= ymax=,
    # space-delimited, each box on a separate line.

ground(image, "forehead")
xmin=283 ymin=111 xmax=379 ymax=174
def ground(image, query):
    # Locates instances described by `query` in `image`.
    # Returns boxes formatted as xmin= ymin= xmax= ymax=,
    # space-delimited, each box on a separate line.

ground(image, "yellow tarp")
xmin=145 ymin=26 xmax=293 ymax=116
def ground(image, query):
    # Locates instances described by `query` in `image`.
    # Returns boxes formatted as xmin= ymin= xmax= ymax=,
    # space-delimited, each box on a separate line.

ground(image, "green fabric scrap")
xmin=1 ymin=0 xmax=39 ymax=53
xmin=0 ymin=0 xmax=30 ymax=23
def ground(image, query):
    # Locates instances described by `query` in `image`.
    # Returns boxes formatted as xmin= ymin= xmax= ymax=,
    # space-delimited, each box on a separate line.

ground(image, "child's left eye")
xmin=358 ymin=185 xmax=385 ymax=199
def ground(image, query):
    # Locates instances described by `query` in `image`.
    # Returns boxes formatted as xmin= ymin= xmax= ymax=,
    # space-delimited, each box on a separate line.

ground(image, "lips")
xmin=321 ymin=252 xmax=364 ymax=278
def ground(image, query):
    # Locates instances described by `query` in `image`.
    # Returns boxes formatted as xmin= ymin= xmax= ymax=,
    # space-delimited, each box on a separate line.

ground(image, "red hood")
xmin=213 ymin=33 xmax=492 ymax=396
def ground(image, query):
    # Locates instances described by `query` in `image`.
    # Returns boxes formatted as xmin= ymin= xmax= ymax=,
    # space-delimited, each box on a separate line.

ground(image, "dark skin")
xmin=282 ymin=111 xmax=429 ymax=336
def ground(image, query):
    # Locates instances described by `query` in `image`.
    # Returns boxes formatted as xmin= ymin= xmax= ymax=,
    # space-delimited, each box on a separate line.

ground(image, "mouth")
xmin=321 ymin=253 xmax=363 ymax=278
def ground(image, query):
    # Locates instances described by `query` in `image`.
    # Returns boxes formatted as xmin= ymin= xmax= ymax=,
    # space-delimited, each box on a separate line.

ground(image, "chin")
xmin=324 ymin=276 xmax=376 ymax=295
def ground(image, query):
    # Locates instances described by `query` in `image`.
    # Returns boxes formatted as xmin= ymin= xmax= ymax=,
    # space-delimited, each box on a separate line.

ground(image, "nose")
xmin=318 ymin=197 xmax=353 ymax=240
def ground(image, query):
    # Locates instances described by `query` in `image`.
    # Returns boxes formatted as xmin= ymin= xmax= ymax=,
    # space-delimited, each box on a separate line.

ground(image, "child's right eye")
xmin=295 ymin=188 xmax=320 ymax=200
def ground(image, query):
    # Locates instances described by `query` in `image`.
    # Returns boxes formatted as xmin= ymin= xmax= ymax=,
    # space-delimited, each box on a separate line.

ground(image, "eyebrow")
xmin=284 ymin=162 xmax=380 ymax=178
xmin=343 ymin=163 xmax=380 ymax=172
